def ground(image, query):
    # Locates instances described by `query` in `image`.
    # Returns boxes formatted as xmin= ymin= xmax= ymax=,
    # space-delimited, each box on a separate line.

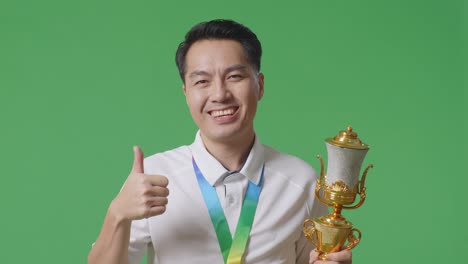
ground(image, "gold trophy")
xmin=303 ymin=126 xmax=373 ymax=260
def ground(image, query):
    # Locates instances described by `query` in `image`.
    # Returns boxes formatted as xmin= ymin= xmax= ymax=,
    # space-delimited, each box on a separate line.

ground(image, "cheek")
xmin=243 ymin=87 xmax=261 ymax=105
xmin=240 ymin=93 xmax=259 ymax=117
xmin=186 ymin=91 xmax=205 ymax=113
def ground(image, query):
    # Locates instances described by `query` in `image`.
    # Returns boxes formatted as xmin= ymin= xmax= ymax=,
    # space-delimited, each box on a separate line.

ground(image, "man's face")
xmin=183 ymin=39 xmax=264 ymax=144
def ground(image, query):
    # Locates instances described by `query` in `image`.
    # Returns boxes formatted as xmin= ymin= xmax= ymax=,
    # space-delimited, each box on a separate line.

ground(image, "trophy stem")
xmin=332 ymin=204 xmax=344 ymax=219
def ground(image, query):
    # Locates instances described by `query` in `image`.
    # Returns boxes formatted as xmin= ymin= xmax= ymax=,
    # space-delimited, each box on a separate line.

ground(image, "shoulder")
xmin=143 ymin=145 xmax=192 ymax=174
xmin=262 ymin=144 xmax=318 ymax=189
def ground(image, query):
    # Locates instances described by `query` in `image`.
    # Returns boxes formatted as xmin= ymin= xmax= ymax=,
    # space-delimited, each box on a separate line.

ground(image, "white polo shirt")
xmin=128 ymin=132 xmax=327 ymax=264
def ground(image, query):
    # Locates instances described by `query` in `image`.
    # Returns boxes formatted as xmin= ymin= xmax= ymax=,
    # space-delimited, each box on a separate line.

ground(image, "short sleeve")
xmin=128 ymin=217 xmax=152 ymax=264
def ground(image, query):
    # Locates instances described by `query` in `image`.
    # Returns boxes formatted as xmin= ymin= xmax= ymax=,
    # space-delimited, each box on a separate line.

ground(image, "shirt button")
xmin=228 ymin=196 xmax=235 ymax=204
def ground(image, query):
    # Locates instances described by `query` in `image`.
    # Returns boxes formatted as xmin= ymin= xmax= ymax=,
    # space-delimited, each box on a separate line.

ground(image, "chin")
xmin=204 ymin=127 xmax=245 ymax=143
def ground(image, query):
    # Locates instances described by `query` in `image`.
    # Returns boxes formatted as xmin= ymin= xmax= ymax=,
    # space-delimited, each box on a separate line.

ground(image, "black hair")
xmin=175 ymin=19 xmax=262 ymax=82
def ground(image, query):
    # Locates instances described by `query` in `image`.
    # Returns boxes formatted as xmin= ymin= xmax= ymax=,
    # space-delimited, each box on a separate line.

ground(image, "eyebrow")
xmin=225 ymin=64 xmax=247 ymax=73
xmin=187 ymin=64 xmax=248 ymax=79
xmin=188 ymin=70 xmax=210 ymax=79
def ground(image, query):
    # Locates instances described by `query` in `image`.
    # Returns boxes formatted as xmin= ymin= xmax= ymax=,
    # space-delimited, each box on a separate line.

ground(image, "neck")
xmin=200 ymin=132 xmax=255 ymax=171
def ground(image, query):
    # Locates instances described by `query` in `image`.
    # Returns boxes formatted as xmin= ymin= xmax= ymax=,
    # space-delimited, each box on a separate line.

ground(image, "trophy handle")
xmin=303 ymin=219 xmax=319 ymax=248
xmin=342 ymin=164 xmax=373 ymax=210
xmin=315 ymin=155 xmax=333 ymax=207
xmin=344 ymin=228 xmax=361 ymax=250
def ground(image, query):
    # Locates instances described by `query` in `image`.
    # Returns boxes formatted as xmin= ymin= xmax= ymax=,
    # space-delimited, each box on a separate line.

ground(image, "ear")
xmin=182 ymin=84 xmax=187 ymax=96
xmin=257 ymin=73 xmax=265 ymax=101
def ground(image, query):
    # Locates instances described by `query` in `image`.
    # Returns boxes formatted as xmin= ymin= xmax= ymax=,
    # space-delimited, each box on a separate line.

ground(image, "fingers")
xmin=325 ymin=250 xmax=352 ymax=262
xmin=145 ymin=205 xmax=167 ymax=218
xmin=142 ymin=192 xmax=168 ymax=218
xmin=310 ymin=250 xmax=352 ymax=264
xmin=309 ymin=249 xmax=319 ymax=264
xmin=144 ymin=196 xmax=168 ymax=207
xmin=146 ymin=175 xmax=169 ymax=187
xmin=132 ymin=146 xmax=144 ymax=173
xmin=312 ymin=250 xmax=352 ymax=264
xmin=144 ymin=186 xmax=170 ymax=197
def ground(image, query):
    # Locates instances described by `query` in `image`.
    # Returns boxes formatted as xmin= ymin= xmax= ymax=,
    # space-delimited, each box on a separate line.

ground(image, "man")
xmin=88 ymin=19 xmax=352 ymax=264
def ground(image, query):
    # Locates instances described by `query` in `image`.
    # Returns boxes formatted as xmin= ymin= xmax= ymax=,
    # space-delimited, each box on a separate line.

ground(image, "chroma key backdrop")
xmin=0 ymin=0 xmax=464 ymax=263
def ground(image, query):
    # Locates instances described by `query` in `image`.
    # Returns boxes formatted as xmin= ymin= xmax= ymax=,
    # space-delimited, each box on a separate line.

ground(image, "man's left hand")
xmin=309 ymin=249 xmax=352 ymax=264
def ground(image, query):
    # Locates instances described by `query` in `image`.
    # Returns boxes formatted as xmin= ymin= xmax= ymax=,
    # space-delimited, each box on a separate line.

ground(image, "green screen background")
xmin=1 ymin=0 xmax=465 ymax=263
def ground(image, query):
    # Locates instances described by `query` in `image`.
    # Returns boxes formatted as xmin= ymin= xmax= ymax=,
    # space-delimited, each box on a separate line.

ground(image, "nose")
xmin=211 ymin=79 xmax=231 ymax=102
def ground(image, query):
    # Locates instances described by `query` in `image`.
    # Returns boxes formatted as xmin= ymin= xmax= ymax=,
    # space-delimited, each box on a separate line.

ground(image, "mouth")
xmin=208 ymin=106 xmax=239 ymax=118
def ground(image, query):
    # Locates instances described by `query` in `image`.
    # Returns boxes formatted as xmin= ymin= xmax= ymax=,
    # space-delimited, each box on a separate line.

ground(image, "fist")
xmin=111 ymin=146 xmax=169 ymax=221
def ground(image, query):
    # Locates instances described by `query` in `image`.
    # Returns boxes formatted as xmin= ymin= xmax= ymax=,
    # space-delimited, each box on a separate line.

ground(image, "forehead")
xmin=185 ymin=39 xmax=250 ymax=75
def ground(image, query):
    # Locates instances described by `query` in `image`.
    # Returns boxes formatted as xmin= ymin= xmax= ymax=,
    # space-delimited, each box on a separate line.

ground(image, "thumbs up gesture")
xmin=111 ymin=146 xmax=169 ymax=221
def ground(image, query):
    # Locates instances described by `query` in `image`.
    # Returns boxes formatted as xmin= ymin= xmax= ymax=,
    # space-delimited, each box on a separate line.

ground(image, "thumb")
xmin=309 ymin=249 xmax=319 ymax=264
xmin=132 ymin=146 xmax=144 ymax=173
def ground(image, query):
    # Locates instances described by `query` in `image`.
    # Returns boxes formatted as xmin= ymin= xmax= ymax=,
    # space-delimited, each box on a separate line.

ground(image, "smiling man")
xmin=88 ymin=19 xmax=352 ymax=264
xmin=183 ymin=38 xmax=263 ymax=171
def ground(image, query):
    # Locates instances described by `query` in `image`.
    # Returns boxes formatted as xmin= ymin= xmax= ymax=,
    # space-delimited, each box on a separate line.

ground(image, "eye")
xmin=194 ymin=79 xmax=208 ymax=85
xmin=228 ymin=74 xmax=243 ymax=80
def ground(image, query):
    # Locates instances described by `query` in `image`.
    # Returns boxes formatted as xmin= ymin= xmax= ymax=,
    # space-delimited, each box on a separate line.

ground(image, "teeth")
xmin=211 ymin=108 xmax=235 ymax=117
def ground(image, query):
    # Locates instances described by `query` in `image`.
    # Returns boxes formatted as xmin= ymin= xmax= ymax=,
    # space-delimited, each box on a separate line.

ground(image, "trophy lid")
xmin=326 ymin=126 xmax=369 ymax=150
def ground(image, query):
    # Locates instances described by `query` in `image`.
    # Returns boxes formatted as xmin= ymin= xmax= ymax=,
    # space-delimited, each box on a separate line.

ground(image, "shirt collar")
xmin=189 ymin=131 xmax=265 ymax=186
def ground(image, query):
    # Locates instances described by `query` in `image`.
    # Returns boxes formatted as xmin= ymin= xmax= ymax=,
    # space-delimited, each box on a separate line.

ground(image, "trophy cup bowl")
xmin=304 ymin=126 xmax=373 ymax=260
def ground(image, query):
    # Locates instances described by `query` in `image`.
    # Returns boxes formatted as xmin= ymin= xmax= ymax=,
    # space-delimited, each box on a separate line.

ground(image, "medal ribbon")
xmin=192 ymin=158 xmax=264 ymax=264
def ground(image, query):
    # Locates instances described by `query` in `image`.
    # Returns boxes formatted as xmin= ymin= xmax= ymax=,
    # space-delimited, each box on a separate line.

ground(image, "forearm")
xmin=88 ymin=202 xmax=132 ymax=264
